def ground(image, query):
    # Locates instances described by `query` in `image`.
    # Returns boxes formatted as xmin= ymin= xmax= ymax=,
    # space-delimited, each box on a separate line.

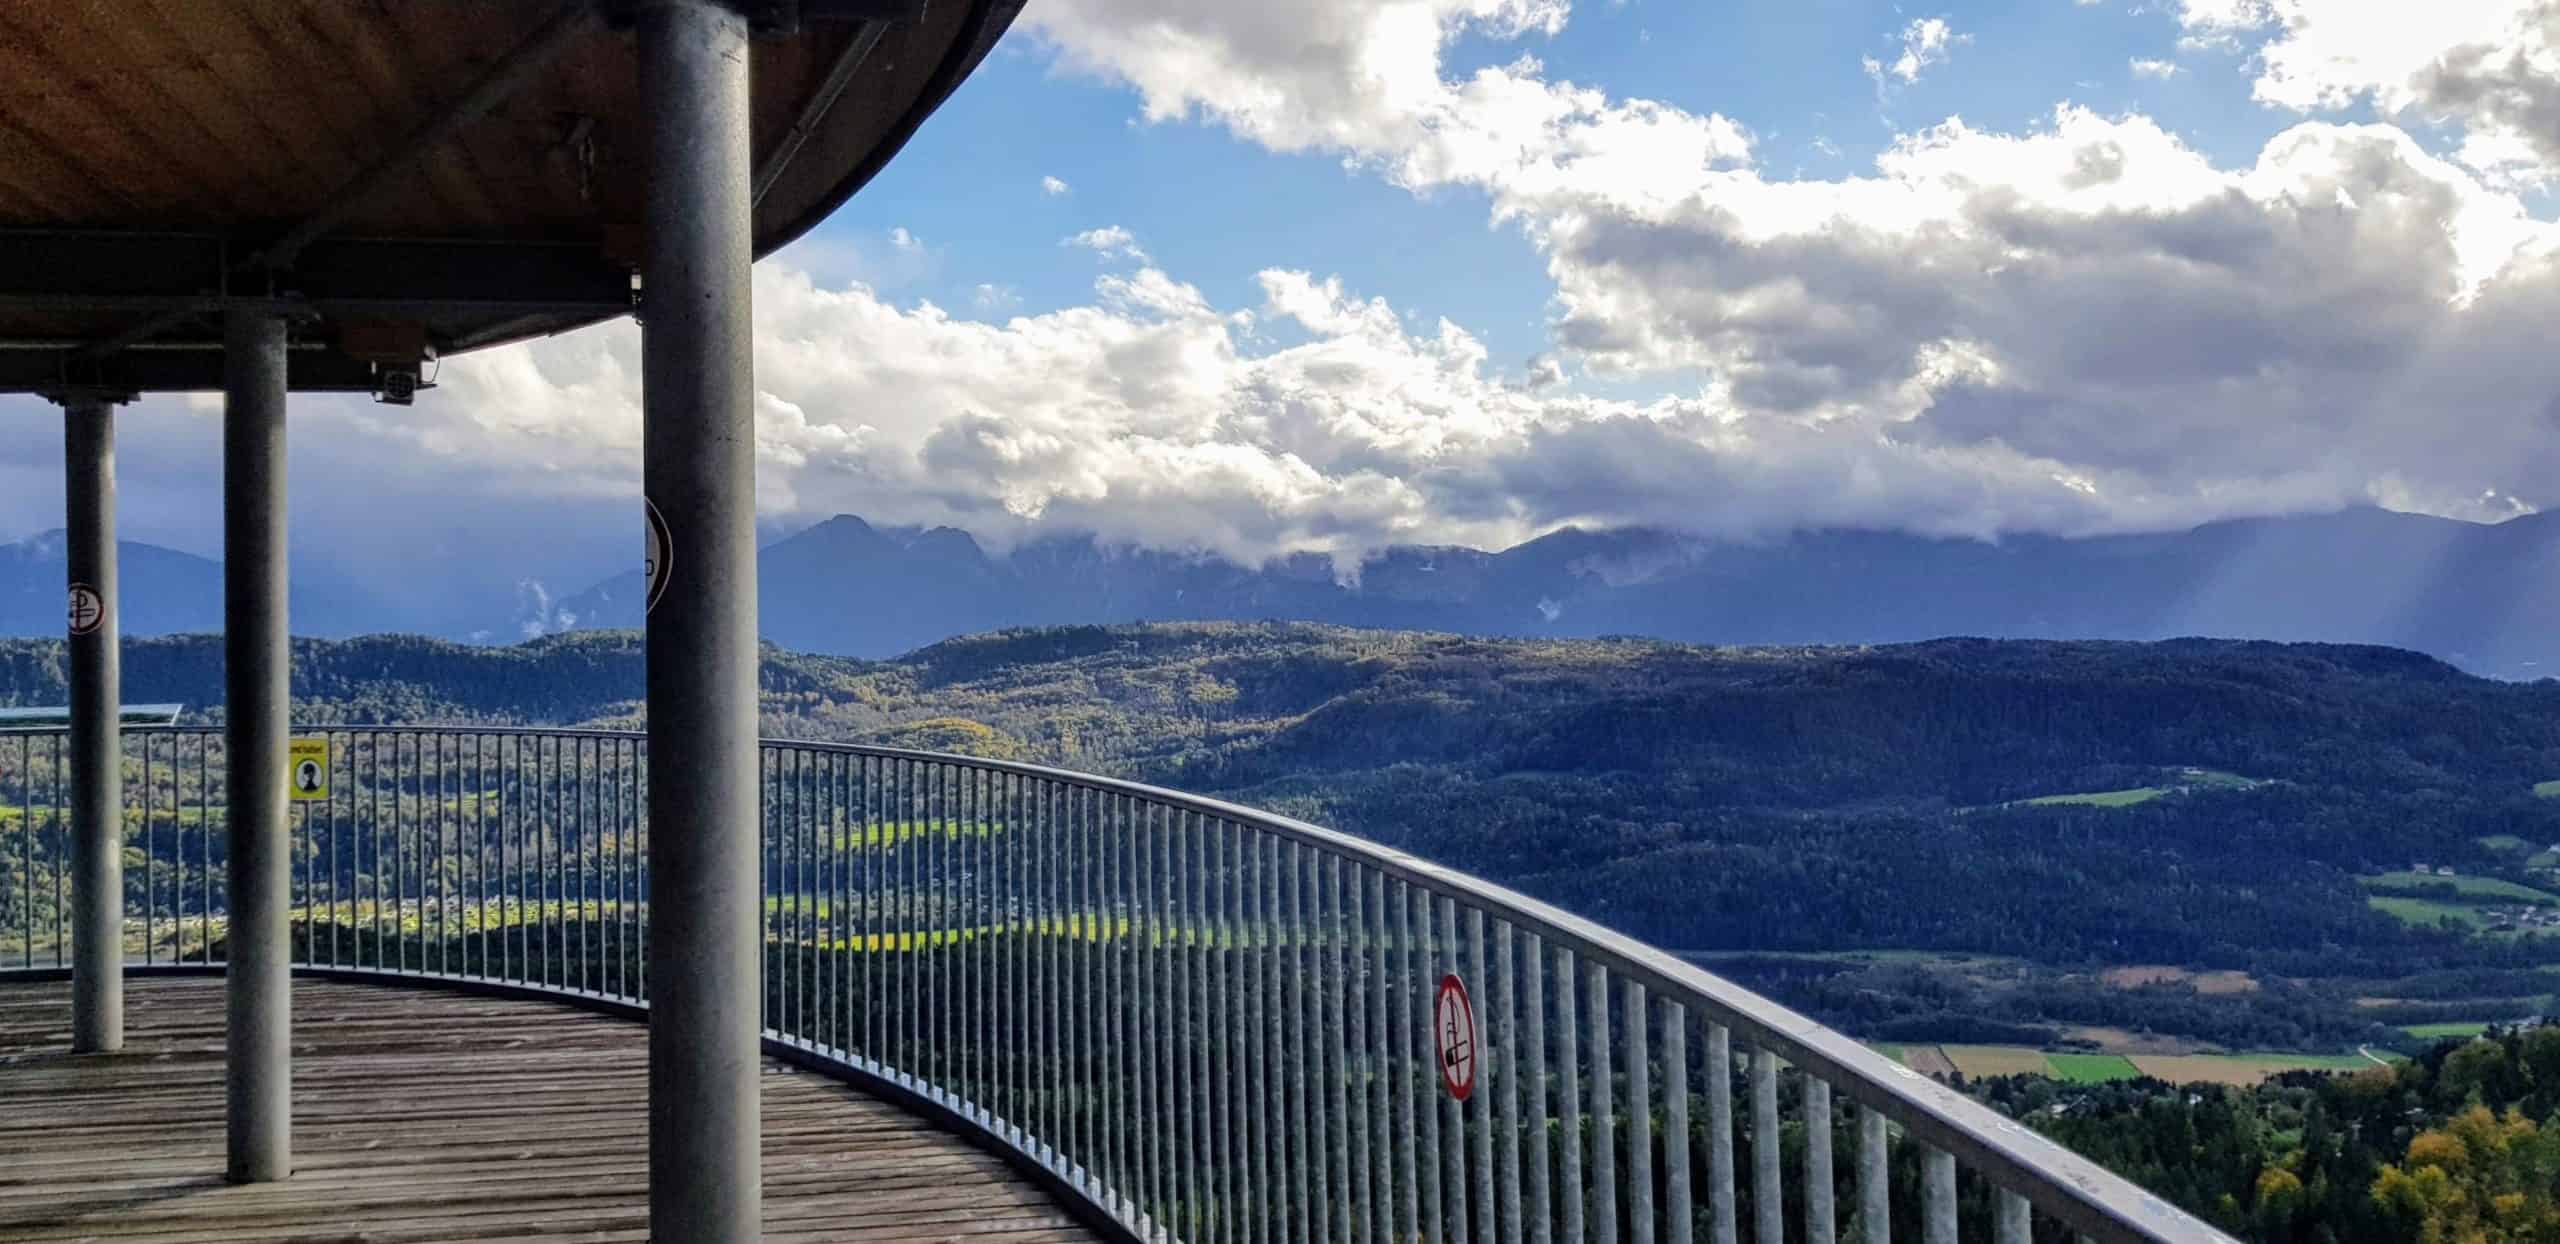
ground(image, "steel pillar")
xmin=639 ymin=2 xmax=761 ymax=1239
xmin=223 ymin=308 xmax=291 ymax=1184
xmin=64 ymin=393 xmax=121 ymax=1054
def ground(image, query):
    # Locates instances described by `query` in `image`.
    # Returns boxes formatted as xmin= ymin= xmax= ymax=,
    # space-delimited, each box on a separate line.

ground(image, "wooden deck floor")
xmin=0 ymin=977 xmax=1102 ymax=1243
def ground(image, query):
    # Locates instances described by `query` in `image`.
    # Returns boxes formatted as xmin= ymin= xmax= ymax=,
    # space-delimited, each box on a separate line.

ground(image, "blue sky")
xmin=9 ymin=0 xmax=2560 ymax=632
xmin=798 ymin=0 xmax=2308 ymax=374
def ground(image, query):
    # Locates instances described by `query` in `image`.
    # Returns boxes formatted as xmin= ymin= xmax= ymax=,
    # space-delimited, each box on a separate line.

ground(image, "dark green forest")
xmin=7 ymin=623 xmax=2560 ymax=1051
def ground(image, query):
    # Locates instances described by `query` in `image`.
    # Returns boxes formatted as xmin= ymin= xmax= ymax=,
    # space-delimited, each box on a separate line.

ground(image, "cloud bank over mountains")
xmin=8 ymin=0 xmax=2560 ymax=583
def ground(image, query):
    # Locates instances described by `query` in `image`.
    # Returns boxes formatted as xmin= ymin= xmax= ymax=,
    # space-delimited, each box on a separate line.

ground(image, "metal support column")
xmin=639 ymin=1 xmax=761 ymax=1239
xmin=223 ymin=308 xmax=291 ymax=1183
xmin=64 ymin=392 xmax=121 ymax=1054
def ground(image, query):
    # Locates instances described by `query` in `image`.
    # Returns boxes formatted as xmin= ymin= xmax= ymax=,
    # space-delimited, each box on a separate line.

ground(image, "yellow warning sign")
xmin=288 ymin=738 xmax=330 ymax=802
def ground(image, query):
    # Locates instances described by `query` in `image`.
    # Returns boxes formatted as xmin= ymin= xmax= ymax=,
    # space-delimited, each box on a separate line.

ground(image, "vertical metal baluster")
xmin=1395 ymin=881 xmax=1421 ymax=1244
xmin=772 ymin=747 xmax=786 ymax=1035
xmin=1242 ymin=828 xmax=1269 ymax=1244
xmin=952 ymin=767 xmax=967 ymax=1105
xmin=1060 ymin=783 xmax=1080 ymax=1188
xmin=1190 ymin=812 xmax=1214 ymax=1241
xmin=914 ymin=759 xmax=930 ymax=1093
xmin=1080 ymin=788 xmax=1100 ymax=1197
xmin=1922 ymin=1150 xmax=1955 ymax=1244
xmin=50 ymin=736 xmax=62 ymax=969
xmin=935 ymin=762 xmax=951 ymax=1087
xmin=1468 ymin=908 xmax=1494 ymax=1244
xmin=861 ymin=756 xmax=879 ymax=1073
xmin=1072 ymin=783 xmax=1093 ymax=1188
xmin=435 ymin=733 xmax=446 ymax=975
xmin=1806 ymin=1080 xmax=1835 ymax=1244
xmin=1753 ymin=1050 xmax=1782 ymax=1244
xmin=889 ymin=755 xmax=903 ymax=1076
xmin=1666 ymin=1004 xmax=1693 ymax=1244
xmin=1441 ymin=896 xmax=1468 ymax=1244
xmin=1341 ymin=860 xmax=1361 ymax=1244
xmin=1043 ymin=776 xmax=1063 ymax=1165
xmin=1995 ymin=1191 xmax=2028 ymax=1244
xmin=475 ymin=736 xmax=488 ymax=980
xmin=1085 ymin=791 xmax=1108 ymax=1209
xmin=500 ymin=735 xmax=514 ymax=982
xmin=1415 ymin=885 xmax=1443 ymax=1244
xmin=1134 ymin=804 xmax=1157 ymax=1232
xmin=535 ymin=732 xmax=550 ymax=988
xmin=1629 ymin=982 xmax=1655 ymax=1244
xmin=1127 ymin=793 xmax=1144 ymax=1226
xmin=1270 ymin=839 xmax=1295 ymax=1244
xmin=976 ymin=767 xmax=991 ymax=1109
xmin=988 ymin=769 xmax=1003 ymax=1114
xmin=533 ymin=735 xmax=547 ymax=985
xmin=1589 ymin=964 xmax=1616 ymax=1244
xmin=15 ymin=736 xmax=26 ymax=970
xmin=1557 ymin=949 xmax=1582 ymax=1244
xmin=438 ymin=734 xmax=452 ymax=975
xmin=197 ymin=733 xmax=210 ymax=965
xmin=1220 ymin=822 xmax=1245 ymax=1244
xmin=849 ymin=755 xmax=865 ymax=1065
xmin=1526 ymin=933 xmax=1551 ymax=1244
xmin=1166 ymin=804 xmax=1190 ymax=1237
xmin=1709 ymin=1027 xmax=1737 ymax=1244
xmin=889 ymin=758 xmax=905 ymax=1085
xmin=577 ymin=735 xmax=592 ymax=994
xmin=376 ymin=732 xmax=390 ymax=968
xmin=1172 ymin=813 xmax=1187 ymax=1228
xmin=635 ymin=737 xmax=647 ymax=1002
xmin=142 ymin=735 xmax=155 ymax=967
xmin=1343 ymin=863 xmax=1371 ymax=1244
xmin=1300 ymin=845 xmax=1326 ymax=1244
xmin=1365 ymin=868 xmax=1391 ymax=1244
xmin=1859 ymin=1111 xmax=1888 ymax=1244
xmin=1284 ymin=843 xmax=1312 ymax=1244
xmin=1497 ymin=921 xmax=1522 ymax=1244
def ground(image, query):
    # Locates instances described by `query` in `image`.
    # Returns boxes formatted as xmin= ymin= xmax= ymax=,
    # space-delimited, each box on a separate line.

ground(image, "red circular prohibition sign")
xmin=1435 ymin=973 xmax=1478 ymax=1101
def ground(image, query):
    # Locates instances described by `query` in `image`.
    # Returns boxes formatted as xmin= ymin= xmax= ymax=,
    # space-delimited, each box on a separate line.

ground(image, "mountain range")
xmin=7 ymin=506 xmax=2560 ymax=675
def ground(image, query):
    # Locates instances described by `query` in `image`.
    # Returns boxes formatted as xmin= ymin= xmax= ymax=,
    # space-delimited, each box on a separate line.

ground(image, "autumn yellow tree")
xmin=2372 ymin=1105 xmax=2560 ymax=1244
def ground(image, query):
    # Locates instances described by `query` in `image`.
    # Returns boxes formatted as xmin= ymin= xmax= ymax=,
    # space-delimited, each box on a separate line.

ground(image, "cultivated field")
xmin=2099 ymin=965 xmax=2258 ymax=994
xmin=1942 ymin=1045 xmax=2055 ymax=1078
xmin=1887 ymin=1045 xmax=2385 ymax=1086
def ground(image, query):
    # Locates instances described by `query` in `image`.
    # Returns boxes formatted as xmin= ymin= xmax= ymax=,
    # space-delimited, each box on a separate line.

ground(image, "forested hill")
xmin=6 ymin=624 xmax=2560 ymax=977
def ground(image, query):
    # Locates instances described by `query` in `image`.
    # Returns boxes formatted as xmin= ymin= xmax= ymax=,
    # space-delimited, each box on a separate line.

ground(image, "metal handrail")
xmin=0 ymin=723 xmax=2236 ymax=1244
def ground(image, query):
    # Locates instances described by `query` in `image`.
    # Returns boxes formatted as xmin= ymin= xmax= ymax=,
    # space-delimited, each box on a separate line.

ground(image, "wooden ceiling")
xmin=0 ymin=0 xmax=1023 ymax=394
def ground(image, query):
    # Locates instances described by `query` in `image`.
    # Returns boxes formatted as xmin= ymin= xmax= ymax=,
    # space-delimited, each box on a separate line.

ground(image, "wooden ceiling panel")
xmin=0 ymin=0 xmax=1026 ymax=391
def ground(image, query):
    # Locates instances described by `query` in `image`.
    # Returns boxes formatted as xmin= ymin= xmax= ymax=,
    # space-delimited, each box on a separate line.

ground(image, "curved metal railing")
xmin=0 ymin=724 xmax=2233 ymax=1244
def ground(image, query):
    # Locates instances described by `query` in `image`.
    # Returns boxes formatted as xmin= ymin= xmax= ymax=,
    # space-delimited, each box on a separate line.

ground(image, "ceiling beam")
xmin=0 ymin=347 xmax=382 ymax=396
xmin=0 ymin=232 xmax=634 ymax=315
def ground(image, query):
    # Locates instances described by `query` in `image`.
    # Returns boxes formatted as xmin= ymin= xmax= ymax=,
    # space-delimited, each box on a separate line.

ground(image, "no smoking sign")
xmin=1435 ymin=972 xmax=1478 ymax=1102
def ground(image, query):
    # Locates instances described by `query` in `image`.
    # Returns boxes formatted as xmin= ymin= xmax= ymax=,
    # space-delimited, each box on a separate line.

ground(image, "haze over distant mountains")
xmin=7 ymin=507 xmax=2560 ymax=677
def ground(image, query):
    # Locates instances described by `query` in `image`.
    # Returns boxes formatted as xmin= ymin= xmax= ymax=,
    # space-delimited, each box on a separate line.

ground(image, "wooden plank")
xmin=0 ymin=978 xmax=1100 ymax=1243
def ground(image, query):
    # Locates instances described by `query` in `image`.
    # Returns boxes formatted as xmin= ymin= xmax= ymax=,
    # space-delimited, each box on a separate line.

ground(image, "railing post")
xmin=62 ymin=390 xmax=124 ymax=1054
xmin=223 ymin=306 xmax=291 ymax=1184
xmin=1751 ymin=1049 xmax=1780 ymax=1244
xmin=638 ymin=0 xmax=760 ymax=1239
xmin=1860 ymin=1107 xmax=1889 ymax=1244
xmin=1923 ymin=1148 xmax=1957 ymax=1244
xmin=1805 ymin=1079 xmax=1834 ymax=1243
xmin=1708 ymin=1025 xmax=1737 ymax=1244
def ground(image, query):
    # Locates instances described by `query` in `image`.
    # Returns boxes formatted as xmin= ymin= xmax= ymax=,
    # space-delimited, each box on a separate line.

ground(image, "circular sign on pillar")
xmin=1435 ymin=972 xmax=1479 ymax=1101
xmin=66 ymin=583 xmax=104 ymax=636
xmin=644 ymin=499 xmax=672 ymax=615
